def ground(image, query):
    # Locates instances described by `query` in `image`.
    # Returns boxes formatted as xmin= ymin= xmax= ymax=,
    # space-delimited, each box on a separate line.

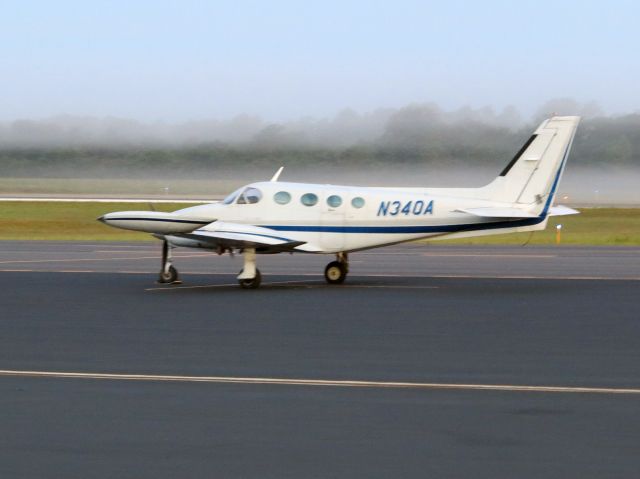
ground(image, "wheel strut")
xmin=158 ymin=239 xmax=180 ymax=284
xmin=337 ymin=252 xmax=349 ymax=272
xmin=238 ymin=248 xmax=261 ymax=289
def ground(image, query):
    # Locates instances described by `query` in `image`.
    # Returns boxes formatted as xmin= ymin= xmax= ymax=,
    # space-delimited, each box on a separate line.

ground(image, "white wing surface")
xmin=175 ymin=221 xmax=306 ymax=252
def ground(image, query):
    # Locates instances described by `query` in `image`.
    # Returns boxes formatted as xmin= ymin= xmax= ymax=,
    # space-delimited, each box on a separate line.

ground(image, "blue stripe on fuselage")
xmin=263 ymin=219 xmax=543 ymax=234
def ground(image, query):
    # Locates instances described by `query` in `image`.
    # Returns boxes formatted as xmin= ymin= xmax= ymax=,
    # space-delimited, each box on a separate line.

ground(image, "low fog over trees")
xmin=0 ymin=99 xmax=638 ymax=178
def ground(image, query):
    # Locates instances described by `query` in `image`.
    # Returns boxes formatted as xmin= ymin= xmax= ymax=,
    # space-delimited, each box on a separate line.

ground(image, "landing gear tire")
xmin=158 ymin=265 xmax=179 ymax=284
xmin=324 ymin=261 xmax=347 ymax=284
xmin=239 ymin=268 xmax=261 ymax=289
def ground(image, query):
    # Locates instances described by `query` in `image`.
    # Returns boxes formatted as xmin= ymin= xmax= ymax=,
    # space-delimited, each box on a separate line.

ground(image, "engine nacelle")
xmin=164 ymin=235 xmax=213 ymax=249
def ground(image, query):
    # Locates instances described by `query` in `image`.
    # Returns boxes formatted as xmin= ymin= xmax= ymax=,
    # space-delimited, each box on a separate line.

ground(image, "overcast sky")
xmin=1 ymin=0 xmax=638 ymax=122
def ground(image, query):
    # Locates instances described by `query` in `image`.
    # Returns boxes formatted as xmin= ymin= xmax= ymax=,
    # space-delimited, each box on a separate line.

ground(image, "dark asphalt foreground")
xmin=1 ymin=242 xmax=639 ymax=478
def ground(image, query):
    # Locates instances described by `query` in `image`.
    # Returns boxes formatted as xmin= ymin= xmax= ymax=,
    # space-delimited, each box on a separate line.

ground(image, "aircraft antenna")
xmin=270 ymin=166 xmax=284 ymax=182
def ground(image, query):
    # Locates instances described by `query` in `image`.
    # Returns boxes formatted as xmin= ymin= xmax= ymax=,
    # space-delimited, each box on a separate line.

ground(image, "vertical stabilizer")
xmin=483 ymin=116 xmax=580 ymax=215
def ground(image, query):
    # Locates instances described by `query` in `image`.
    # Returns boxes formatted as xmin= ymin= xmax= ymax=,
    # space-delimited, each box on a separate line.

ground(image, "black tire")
xmin=239 ymin=268 xmax=262 ymax=289
xmin=324 ymin=261 xmax=347 ymax=284
xmin=158 ymin=265 xmax=178 ymax=284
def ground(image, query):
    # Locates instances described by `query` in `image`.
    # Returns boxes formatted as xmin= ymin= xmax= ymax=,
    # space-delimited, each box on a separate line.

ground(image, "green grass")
xmin=0 ymin=202 xmax=639 ymax=245
xmin=0 ymin=202 xmax=191 ymax=241
xmin=436 ymin=208 xmax=640 ymax=245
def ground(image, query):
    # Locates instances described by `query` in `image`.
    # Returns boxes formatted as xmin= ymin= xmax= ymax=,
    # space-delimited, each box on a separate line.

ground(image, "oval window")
xmin=351 ymin=197 xmax=365 ymax=208
xmin=274 ymin=191 xmax=291 ymax=205
xmin=301 ymin=193 xmax=318 ymax=206
xmin=326 ymin=195 xmax=342 ymax=208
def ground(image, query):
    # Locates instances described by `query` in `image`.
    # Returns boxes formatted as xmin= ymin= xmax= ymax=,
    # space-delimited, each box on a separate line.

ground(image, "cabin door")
xmin=320 ymin=192 xmax=346 ymax=250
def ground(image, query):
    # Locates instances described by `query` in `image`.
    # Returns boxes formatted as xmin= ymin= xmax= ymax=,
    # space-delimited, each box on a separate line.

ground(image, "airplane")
xmin=98 ymin=116 xmax=580 ymax=289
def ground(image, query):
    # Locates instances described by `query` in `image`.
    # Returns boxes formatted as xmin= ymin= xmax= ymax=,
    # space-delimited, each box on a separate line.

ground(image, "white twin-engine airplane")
xmin=99 ymin=116 xmax=580 ymax=289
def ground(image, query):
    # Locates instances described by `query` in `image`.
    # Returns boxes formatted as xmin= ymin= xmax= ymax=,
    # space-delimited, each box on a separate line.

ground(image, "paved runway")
xmin=1 ymin=240 xmax=639 ymax=279
xmin=1 ymin=241 xmax=639 ymax=478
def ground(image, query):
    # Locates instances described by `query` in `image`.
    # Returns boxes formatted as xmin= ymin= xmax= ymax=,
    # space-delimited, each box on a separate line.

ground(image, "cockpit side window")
xmin=237 ymin=187 xmax=263 ymax=205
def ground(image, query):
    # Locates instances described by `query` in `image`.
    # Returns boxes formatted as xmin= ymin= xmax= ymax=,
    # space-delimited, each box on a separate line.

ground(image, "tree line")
xmin=1 ymin=108 xmax=638 ymax=178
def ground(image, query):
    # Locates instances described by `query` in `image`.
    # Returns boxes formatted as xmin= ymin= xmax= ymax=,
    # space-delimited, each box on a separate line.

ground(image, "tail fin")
xmin=483 ymin=116 xmax=580 ymax=215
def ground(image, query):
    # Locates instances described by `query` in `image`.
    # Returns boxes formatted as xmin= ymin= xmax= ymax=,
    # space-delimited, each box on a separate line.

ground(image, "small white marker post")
xmin=556 ymin=224 xmax=563 ymax=245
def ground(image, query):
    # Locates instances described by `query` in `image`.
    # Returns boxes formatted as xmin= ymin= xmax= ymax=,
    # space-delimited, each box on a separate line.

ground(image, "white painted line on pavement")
xmin=1 ymin=369 xmax=638 ymax=395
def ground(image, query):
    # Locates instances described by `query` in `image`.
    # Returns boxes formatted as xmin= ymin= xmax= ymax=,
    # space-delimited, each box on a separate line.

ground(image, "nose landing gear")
xmin=158 ymin=240 xmax=181 ymax=284
xmin=324 ymin=252 xmax=349 ymax=284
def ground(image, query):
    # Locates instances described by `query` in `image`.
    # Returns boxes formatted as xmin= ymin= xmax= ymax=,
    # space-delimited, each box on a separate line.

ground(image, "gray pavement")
xmin=1 ymin=240 xmax=639 ymax=279
xmin=0 ymin=241 xmax=639 ymax=478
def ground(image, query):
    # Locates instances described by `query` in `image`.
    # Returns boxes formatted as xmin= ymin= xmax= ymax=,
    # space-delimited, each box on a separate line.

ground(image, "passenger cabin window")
xmin=327 ymin=195 xmax=342 ymax=208
xmin=301 ymin=193 xmax=318 ymax=206
xmin=237 ymin=187 xmax=263 ymax=204
xmin=274 ymin=191 xmax=291 ymax=205
xmin=351 ymin=197 xmax=365 ymax=208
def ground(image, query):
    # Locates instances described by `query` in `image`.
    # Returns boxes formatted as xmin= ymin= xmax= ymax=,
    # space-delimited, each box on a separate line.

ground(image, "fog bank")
xmin=0 ymin=98 xmax=611 ymax=149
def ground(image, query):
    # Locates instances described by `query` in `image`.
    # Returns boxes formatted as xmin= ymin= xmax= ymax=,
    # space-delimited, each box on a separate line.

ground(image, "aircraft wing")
xmin=175 ymin=221 xmax=306 ymax=252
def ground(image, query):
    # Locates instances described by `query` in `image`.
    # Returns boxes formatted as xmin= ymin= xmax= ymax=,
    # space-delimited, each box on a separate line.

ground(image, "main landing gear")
xmin=158 ymin=240 xmax=181 ymax=284
xmin=324 ymin=252 xmax=349 ymax=284
xmin=238 ymin=248 xmax=261 ymax=289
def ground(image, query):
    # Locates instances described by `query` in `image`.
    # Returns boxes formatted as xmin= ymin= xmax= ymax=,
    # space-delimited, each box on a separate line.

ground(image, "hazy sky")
xmin=1 ymin=0 xmax=638 ymax=121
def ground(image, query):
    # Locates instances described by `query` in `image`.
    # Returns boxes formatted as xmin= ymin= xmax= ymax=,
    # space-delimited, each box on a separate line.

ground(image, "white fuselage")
xmin=166 ymin=181 xmax=546 ymax=253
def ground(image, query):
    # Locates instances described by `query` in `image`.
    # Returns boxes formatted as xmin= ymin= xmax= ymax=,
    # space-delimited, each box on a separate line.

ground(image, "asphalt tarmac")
xmin=1 ymin=241 xmax=639 ymax=478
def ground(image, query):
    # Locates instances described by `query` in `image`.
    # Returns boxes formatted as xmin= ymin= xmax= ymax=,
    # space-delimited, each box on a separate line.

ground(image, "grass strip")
xmin=0 ymin=202 xmax=638 ymax=245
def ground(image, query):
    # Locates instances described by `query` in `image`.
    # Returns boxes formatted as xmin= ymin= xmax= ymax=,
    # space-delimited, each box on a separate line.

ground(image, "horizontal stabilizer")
xmin=548 ymin=205 xmax=579 ymax=216
xmin=457 ymin=207 xmax=538 ymax=219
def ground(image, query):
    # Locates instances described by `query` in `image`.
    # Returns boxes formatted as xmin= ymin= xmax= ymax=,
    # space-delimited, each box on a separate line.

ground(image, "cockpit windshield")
xmin=237 ymin=187 xmax=263 ymax=204
xmin=222 ymin=187 xmax=263 ymax=205
xmin=222 ymin=188 xmax=243 ymax=205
